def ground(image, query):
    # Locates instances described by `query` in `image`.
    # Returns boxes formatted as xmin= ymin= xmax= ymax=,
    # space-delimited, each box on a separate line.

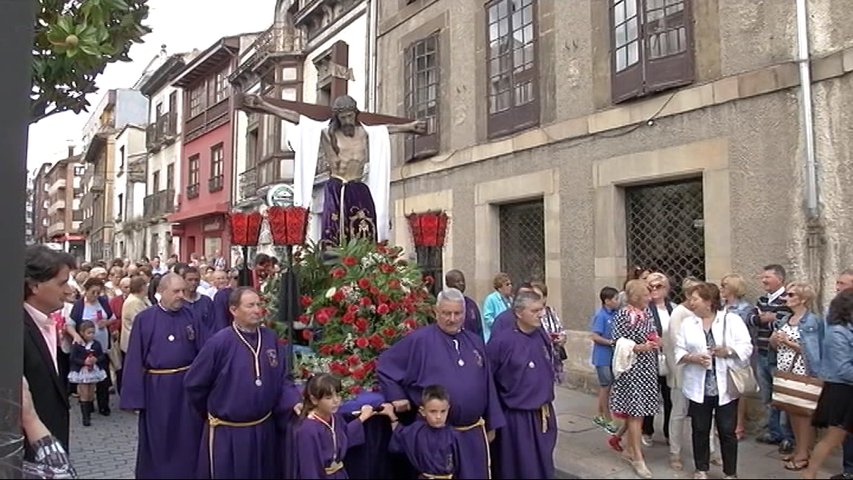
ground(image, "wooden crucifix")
xmin=233 ymin=92 xmax=427 ymax=246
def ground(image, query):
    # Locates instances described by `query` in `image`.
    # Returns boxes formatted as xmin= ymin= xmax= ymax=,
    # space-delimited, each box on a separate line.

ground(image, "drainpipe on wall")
xmin=365 ymin=0 xmax=378 ymax=112
xmin=795 ymin=0 xmax=827 ymax=308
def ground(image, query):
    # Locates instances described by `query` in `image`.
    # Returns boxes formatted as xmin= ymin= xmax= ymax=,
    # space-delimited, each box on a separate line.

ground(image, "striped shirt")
xmin=748 ymin=287 xmax=791 ymax=352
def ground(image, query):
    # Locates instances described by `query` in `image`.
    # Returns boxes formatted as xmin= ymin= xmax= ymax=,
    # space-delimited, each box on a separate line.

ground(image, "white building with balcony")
xmin=112 ymin=124 xmax=148 ymax=261
xmin=230 ymin=0 xmax=377 ymax=249
xmin=137 ymin=48 xmax=198 ymax=260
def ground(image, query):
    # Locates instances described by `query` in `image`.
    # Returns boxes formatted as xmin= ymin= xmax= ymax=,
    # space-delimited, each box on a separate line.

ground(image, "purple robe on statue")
xmin=377 ymin=324 xmax=506 ymax=479
xmin=183 ymin=325 xmax=301 ymax=479
xmin=210 ymin=287 xmax=233 ymax=335
xmin=389 ymin=419 xmax=461 ymax=478
xmin=119 ymin=305 xmax=205 ymax=479
xmin=295 ymin=413 xmax=366 ymax=479
xmin=185 ymin=294 xmax=214 ymax=339
xmin=486 ymin=324 xmax=557 ymax=480
xmin=322 ymin=177 xmax=377 ymax=246
xmin=463 ymin=296 xmax=483 ymax=340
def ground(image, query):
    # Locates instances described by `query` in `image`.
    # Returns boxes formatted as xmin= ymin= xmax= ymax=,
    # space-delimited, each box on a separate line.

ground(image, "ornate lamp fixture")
xmin=228 ymin=211 xmax=263 ymax=287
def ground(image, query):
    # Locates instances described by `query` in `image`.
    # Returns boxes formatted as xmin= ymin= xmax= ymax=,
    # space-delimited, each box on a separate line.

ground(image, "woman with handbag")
xmin=675 ymin=282 xmax=753 ymax=479
xmin=532 ymin=281 xmax=567 ymax=383
xmin=769 ymin=282 xmax=824 ymax=471
xmin=802 ymin=290 xmax=853 ymax=480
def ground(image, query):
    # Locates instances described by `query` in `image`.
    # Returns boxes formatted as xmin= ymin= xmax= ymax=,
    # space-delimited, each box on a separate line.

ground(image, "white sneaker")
xmin=693 ymin=472 xmax=708 ymax=479
xmin=641 ymin=435 xmax=653 ymax=447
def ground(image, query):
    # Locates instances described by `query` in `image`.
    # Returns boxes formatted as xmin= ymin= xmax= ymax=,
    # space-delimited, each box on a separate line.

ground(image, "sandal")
xmin=781 ymin=453 xmax=795 ymax=462
xmin=784 ymin=459 xmax=809 ymax=471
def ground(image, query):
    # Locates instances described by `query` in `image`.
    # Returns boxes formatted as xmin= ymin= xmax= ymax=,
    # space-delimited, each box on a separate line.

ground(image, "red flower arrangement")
xmin=262 ymin=239 xmax=434 ymax=398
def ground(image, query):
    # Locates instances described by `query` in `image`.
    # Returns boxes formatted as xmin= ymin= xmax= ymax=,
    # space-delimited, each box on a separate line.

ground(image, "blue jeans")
xmin=844 ymin=433 xmax=853 ymax=474
xmin=756 ymin=351 xmax=794 ymax=442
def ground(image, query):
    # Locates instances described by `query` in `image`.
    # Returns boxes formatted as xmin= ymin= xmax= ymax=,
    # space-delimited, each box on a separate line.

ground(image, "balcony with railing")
xmin=143 ymin=189 xmax=175 ymax=222
xmin=239 ymin=167 xmax=258 ymax=201
xmin=47 ymin=177 xmax=66 ymax=195
xmin=146 ymin=112 xmax=179 ymax=153
xmin=47 ymin=197 xmax=66 ymax=215
xmin=208 ymin=175 xmax=224 ymax=192
xmin=186 ymin=183 xmax=200 ymax=199
xmin=185 ymin=99 xmax=229 ymax=142
xmin=80 ymin=216 xmax=93 ymax=233
xmin=47 ymin=221 xmax=65 ymax=238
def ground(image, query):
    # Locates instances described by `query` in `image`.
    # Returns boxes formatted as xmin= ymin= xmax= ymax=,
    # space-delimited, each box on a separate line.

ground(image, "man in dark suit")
xmin=23 ymin=245 xmax=76 ymax=458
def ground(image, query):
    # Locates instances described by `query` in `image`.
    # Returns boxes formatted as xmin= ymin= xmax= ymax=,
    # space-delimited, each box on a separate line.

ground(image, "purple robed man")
xmin=120 ymin=273 xmax=205 ymax=478
xmin=490 ymin=282 xmax=542 ymax=341
xmin=211 ymin=286 xmax=233 ymax=334
xmin=378 ymin=288 xmax=506 ymax=480
xmin=445 ymin=270 xmax=483 ymax=340
xmin=183 ymin=267 xmax=215 ymax=337
xmin=184 ymin=287 xmax=302 ymax=479
xmin=486 ymin=291 xmax=557 ymax=479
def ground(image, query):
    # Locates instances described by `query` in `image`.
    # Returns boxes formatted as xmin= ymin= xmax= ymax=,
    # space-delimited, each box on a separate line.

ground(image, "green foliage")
xmin=31 ymin=0 xmax=151 ymax=123
xmin=261 ymin=239 xmax=435 ymax=398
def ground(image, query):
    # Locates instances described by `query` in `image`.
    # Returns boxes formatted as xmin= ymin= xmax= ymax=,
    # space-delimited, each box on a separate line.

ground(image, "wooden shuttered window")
xmin=404 ymin=32 xmax=440 ymax=162
xmin=611 ymin=0 xmax=695 ymax=104
xmin=486 ymin=0 xmax=540 ymax=139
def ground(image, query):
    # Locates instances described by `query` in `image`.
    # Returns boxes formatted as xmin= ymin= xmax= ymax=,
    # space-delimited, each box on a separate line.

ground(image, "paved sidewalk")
xmin=553 ymin=385 xmax=839 ymax=479
xmin=68 ymin=394 xmax=135 ymax=479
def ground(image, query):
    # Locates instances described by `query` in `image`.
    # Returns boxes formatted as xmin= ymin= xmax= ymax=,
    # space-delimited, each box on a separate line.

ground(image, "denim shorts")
xmin=596 ymin=365 xmax=614 ymax=387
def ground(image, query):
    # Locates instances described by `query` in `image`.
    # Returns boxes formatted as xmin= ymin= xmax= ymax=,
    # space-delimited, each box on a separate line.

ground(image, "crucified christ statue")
xmin=237 ymin=93 xmax=426 ymax=246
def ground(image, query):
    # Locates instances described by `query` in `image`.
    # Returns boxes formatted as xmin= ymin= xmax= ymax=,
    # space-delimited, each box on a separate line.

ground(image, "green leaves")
xmin=31 ymin=0 xmax=151 ymax=123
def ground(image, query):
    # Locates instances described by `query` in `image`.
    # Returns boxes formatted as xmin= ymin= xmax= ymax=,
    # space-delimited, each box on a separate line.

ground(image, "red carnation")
xmin=332 ymin=290 xmax=345 ymax=302
xmin=315 ymin=310 xmax=330 ymax=325
xmin=424 ymin=275 xmax=435 ymax=285
xmin=346 ymin=354 xmax=361 ymax=366
xmin=369 ymin=286 xmax=381 ymax=296
xmin=369 ymin=334 xmax=385 ymax=349
xmin=347 ymin=304 xmax=359 ymax=313
xmin=379 ymin=263 xmax=395 ymax=274
xmin=377 ymin=293 xmax=390 ymax=304
xmin=342 ymin=256 xmax=358 ymax=267
xmin=300 ymin=295 xmax=313 ymax=307
xmin=348 ymin=385 xmax=362 ymax=395
xmin=404 ymin=304 xmax=416 ymax=314
xmin=298 ymin=314 xmax=310 ymax=325
xmin=318 ymin=344 xmax=333 ymax=355
xmin=355 ymin=337 xmax=369 ymax=349
xmin=302 ymin=329 xmax=314 ymax=341
xmin=382 ymin=326 xmax=397 ymax=338
xmin=331 ymin=343 xmax=345 ymax=354
xmin=404 ymin=318 xmax=419 ymax=330
xmin=351 ymin=368 xmax=366 ymax=380
xmin=357 ymin=278 xmax=371 ymax=289
xmin=376 ymin=303 xmax=390 ymax=315
xmin=388 ymin=279 xmax=401 ymax=290
xmin=354 ymin=318 xmax=368 ymax=333
xmin=341 ymin=312 xmax=356 ymax=324
xmin=359 ymin=297 xmax=372 ymax=307
xmin=331 ymin=267 xmax=346 ymax=278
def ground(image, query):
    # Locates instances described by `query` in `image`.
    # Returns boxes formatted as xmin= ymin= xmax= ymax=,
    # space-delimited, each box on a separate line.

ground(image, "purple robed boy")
xmin=321 ymin=177 xmax=377 ymax=245
xmin=295 ymin=413 xmax=366 ymax=479
xmin=184 ymin=326 xmax=301 ymax=479
xmin=486 ymin=325 xmax=557 ymax=479
xmin=210 ymin=287 xmax=233 ymax=334
xmin=185 ymin=295 xmax=214 ymax=338
xmin=119 ymin=305 xmax=205 ymax=478
xmin=378 ymin=324 xmax=506 ymax=479
xmin=389 ymin=419 xmax=461 ymax=478
xmin=463 ymin=296 xmax=483 ymax=339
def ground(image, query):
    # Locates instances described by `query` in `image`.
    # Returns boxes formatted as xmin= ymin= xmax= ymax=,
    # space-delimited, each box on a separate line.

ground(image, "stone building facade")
xmin=375 ymin=0 xmax=853 ymax=378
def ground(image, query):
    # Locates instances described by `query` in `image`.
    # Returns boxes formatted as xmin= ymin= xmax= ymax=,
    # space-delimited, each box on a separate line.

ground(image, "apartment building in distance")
xmin=44 ymin=147 xmax=86 ymax=260
xmin=31 ymin=163 xmax=52 ymax=245
xmin=375 ymin=1 xmax=853 ymax=377
xmin=112 ymin=124 xmax=148 ymax=260
xmin=79 ymin=89 xmax=148 ymax=261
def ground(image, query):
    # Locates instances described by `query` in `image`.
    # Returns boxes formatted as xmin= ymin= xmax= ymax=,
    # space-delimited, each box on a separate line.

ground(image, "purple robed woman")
xmin=120 ymin=300 xmax=205 ymax=478
xmin=486 ymin=291 xmax=557 ymax=479
xmin=378 ymin=290 xmax=506 ymax=480
xmin=295 ymin=413 xmax=367 ymax=479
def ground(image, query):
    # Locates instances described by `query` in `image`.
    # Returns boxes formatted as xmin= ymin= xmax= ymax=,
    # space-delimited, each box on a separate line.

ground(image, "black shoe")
xmin=778 ymin=439 xmax=795 ymax=454
xmin=80 ymin=402 xmax=92 ymax=427
xmin=99 ymin=408 xmax=111 ymax=416
xmin=756 ymin=433 xmax=781 ymax=444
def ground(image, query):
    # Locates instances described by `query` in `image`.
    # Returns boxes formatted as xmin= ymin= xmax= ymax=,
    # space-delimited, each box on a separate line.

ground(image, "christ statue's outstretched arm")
xmin=234 ymin=92 xmax=301 ymax=124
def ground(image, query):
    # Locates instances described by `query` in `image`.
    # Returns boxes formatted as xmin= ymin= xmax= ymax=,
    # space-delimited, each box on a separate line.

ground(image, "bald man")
xmin=120 ymin=273 xmax=205 ymax=478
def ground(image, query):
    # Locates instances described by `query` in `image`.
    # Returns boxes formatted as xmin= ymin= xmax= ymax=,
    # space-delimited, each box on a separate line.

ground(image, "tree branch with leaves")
xmin=31 ymin=0 xmax=151 ymax=123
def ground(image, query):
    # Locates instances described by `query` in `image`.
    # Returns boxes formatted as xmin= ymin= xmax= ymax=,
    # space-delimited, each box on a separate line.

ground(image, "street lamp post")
xmin=0 ymin=1 xmax=37 ymax=476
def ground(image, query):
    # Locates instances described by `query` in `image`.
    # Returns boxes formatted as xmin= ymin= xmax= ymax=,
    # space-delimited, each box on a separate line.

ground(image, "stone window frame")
xmin=403 ymin=30 xmax=441 ymax=161
xmin=485 ymin=0 xmax=540 ymax=139
xmin=610 ymin=0 xmax=696 ymax=104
